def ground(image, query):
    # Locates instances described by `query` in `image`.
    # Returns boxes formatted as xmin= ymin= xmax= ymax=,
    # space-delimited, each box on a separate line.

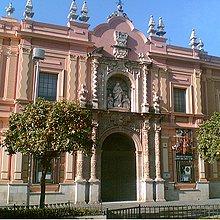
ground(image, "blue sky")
xmin=1 ymin=0 xmax=220 ymax=56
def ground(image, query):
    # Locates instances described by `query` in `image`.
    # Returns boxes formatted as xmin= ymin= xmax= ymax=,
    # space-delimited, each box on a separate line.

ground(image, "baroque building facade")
xmin=0 ymin=1 xmax=220 ymax=205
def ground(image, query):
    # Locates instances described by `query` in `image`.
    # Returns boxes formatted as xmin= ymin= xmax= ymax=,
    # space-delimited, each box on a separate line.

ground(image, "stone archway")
xmin=101 ymin=132 xmax=136 ymax=202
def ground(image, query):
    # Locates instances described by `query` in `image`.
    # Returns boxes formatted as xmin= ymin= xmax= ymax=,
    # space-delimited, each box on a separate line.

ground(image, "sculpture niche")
xmin=107 ymin=82 xmax=130 ymax=110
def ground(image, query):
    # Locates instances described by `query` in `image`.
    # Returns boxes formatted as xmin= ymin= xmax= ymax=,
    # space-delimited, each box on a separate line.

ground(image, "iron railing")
xmin=106 ymin=204 xmax=220 ymax=219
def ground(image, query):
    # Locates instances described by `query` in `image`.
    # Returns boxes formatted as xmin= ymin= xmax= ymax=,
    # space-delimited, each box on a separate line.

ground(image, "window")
xmin=34 ymin=158 xmax=60 ymax=184
xmin=174 ymin=88 xmax=186 ymax=113
xmin=38 ymin=73 xmax=58 ymax=101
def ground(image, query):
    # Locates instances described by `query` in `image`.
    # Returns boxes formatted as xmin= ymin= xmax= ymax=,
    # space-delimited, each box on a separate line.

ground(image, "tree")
xmin=1 ymin=98 xmax=94 ymax=208
xmin=197 ymin=112 xmax=220 ymax=163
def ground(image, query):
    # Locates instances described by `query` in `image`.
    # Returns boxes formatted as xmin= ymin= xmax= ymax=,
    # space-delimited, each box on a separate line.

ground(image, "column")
xmin=141 ymin=65 xmax=150 ymax=113
xmin=154 ymin=123 xmax=165 ymax=201
xmin=89 ymin=121 xmax=100 ymax=204
xmin=91 ymin=56 xmax=100 ymax=109
xmin=141 ymin=120 xmax=154 ymax=201
xmin=197 ymin=155 xmax=209 ymax=199
xmin=75 ymin=150 xmax=86 ymax=204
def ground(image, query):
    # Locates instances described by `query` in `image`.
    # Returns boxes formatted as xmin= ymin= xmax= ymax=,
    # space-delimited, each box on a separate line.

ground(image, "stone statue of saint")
xmin=107 ymin=93 xmax=114 ymax=108
xmin=122 ymin=94 xmax=130 ymax=109
xmin=113 ymin=82 xmax=123 ymax=107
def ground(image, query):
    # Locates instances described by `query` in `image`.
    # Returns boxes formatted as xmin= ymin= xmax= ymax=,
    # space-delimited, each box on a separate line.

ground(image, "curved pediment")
xmin=90 ymin=16 xmax=150 ymax=60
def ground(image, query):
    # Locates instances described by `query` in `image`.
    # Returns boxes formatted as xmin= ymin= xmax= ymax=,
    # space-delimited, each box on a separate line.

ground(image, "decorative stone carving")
xmin=142 ymin=120 xmax=151 ymax=180
xmin=153 ymin=93 xmax=160 ymax=113
xmin=115 ymin=31 xmax=128 ymax=47
xmin=98 ymin=112 xmax=141 ymax=135
xmin=79 ymin=84 xmax=89 ymax=107
xmin=91 ymin=57 xmax=99 ymax=108
xmin=141 ymin=64 xmax=150 ymax=113
xmin=113 ymin=31 xmax=129 ymax=59
xmin=154 ymin=123 xmax=162 ymax=181
xmin=113 ymin=47 xmax=129 ymax=59
xmin=107 ymin=81 xmax=130 ymax=110
xmin=90 ymin=121 xmax=99 ymax=181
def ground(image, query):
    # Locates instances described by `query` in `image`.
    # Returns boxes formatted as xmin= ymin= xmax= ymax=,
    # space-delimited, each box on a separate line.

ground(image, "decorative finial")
xmin=117 ymin=0 xmax=123 ymax=13
xmin=147 ymin=15 xmax=156 ymax=36
xmin=23 ymin=0 xmax=34 ymax=20
xmin=197 ymin=39 xmax=204 ymax=51
xmin=5 ymin=2 xmax=15 ymax=17
xmin=156 ymin=17 xmax=166 ymax=37
xmin=68 ymin=0 xmax=78 ymax=21
xmin=189 ymin=29 xmax=198 ymax=49
xmin=108 ymin=0 xmax=130 ymax=21
xmin=79 ymin=1 xmax=89 ymax=22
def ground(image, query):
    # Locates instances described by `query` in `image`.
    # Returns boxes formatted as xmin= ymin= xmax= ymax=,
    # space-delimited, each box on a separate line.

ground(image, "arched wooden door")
xmin=101 ymin=133 xmax=136 ymax=202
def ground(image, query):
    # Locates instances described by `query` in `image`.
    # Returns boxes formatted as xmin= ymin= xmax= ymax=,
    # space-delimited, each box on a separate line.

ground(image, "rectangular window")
xmin=174 ymin=88 xmax=186 ymax=113
xmin=34 ymin=158 xmax=60 ymax=184
xmin=38 ymin=73 xmax=58 ymax=101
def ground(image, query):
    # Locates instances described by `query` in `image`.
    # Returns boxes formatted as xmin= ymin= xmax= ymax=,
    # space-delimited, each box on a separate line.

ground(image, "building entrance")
xmin=101 ymin=133 xmax=136 ymax=202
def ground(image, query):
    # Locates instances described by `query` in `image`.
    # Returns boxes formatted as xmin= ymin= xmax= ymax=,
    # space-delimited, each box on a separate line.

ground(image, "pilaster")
xmin=11 ymin=153 xmax=23 ymax=183
xmin=67 ymin=54 xmax=78 ymax=101
xmin=78 ymin=56 xmax=87 ymax=99
xmin=3 ymin=39 xmax=19 ymax=100
xmin=64 ymin=152 xmax=75 ymax=183
xmin=0 ymin=147 xmax=10 ymax=181
xmin=0 ymin=38 xmax=4 ymax=98
xmin=89 ymin=121 xmax=100 ymax=204
xmin=141 ymin=65 xmax=150 ymax=113
xmin=91 ymin=56 xmax=101 ymax=109
xmin=75 ymin=150 xmax=86 ymax=204
xmin=16 ymin=45 xmax=33 ymax=101
xmin=154 ymin=122 xmax=165 ymax=201
xmin=198 ymin=155 xmax=207 ymax=181
xmin=193 ymin=68 xmax=202 ymax=114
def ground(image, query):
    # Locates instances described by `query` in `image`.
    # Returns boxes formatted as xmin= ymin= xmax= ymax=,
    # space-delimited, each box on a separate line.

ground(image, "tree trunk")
xmin=39 ymin=162 xmax=49 ymax=209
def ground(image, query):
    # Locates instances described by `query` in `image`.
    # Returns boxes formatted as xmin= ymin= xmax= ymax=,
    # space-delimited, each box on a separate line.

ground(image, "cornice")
xmin=15 ymin=31 xmax=94 ymax=48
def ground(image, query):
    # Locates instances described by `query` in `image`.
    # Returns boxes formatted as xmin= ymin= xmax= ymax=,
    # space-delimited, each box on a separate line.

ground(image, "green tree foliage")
xmin=197 ymin=112 xmax=220 ymax=163
xmin=1 ymin=98 xmax=94 ymax=208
